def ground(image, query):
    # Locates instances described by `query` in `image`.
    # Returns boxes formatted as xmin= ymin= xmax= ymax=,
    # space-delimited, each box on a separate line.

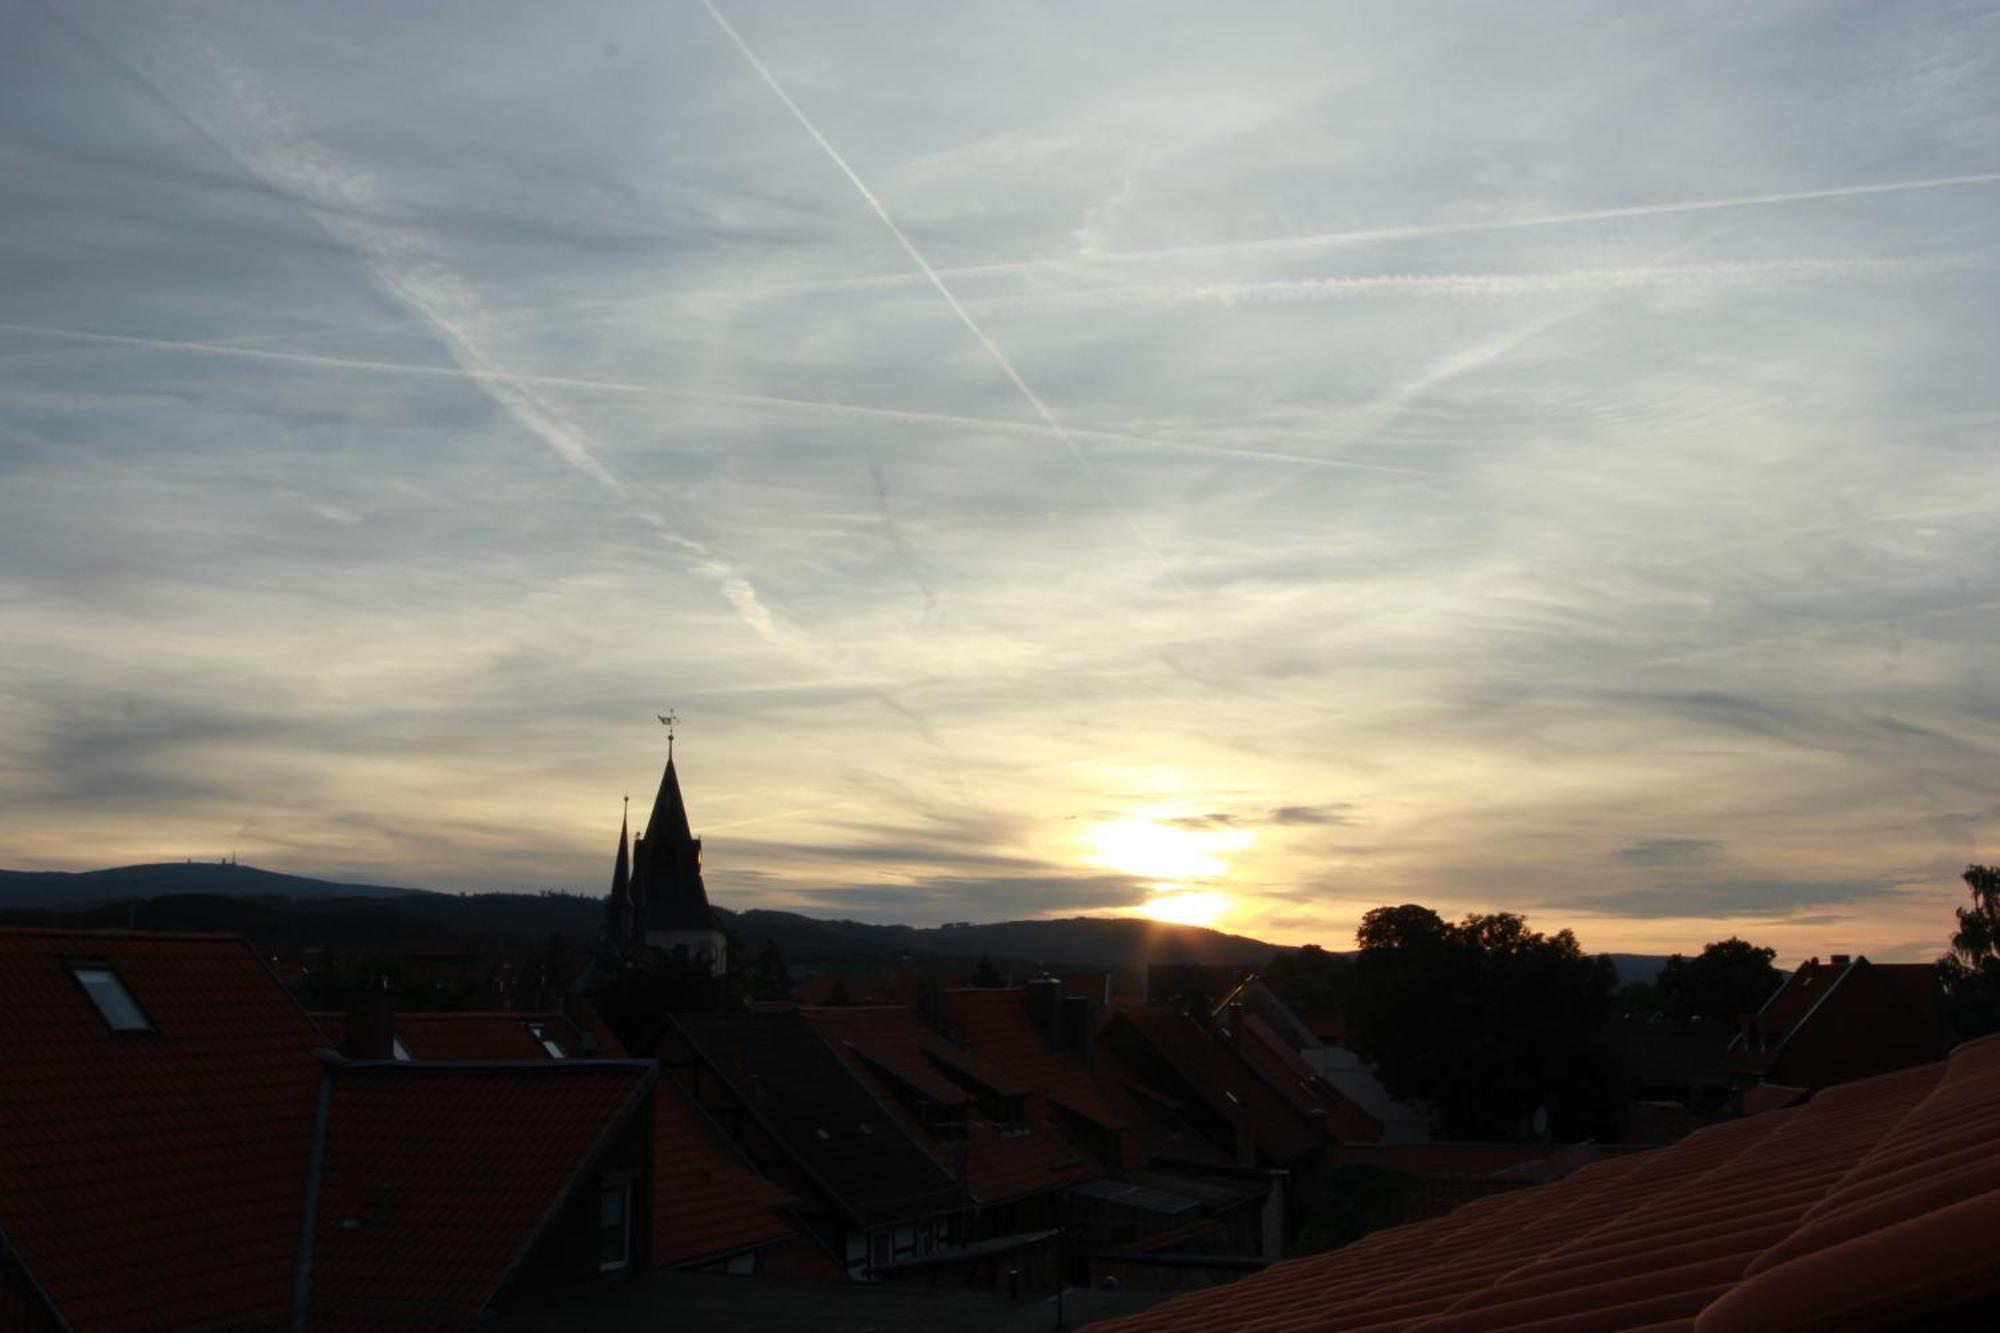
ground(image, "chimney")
xmin=1234 ymin=1114 xmax=1256 ymax=1167
xmin=344 ymin=975 xmax=396 ymax=1060
xmin=1025 ymin=976 xmax=1064 ymax=1050
xmin=560 ymin=995 xmax=602 ymax=1056
xmin=1831 ymin=954 xmax=1851 ymax=968
xmin=1062 ymin=995 xmax=1096 ymax=1065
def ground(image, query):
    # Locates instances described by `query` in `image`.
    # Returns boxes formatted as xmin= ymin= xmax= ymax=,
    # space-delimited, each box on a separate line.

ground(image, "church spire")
xmin=609 ymin=796 xmax=634 ymax=942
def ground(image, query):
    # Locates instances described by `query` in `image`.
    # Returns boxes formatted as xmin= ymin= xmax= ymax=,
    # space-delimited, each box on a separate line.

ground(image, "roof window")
xmin=526 ymin=1022 xmax=566 ymax=1059
xmin=69 ymin=963 xmax=151 ymax=1032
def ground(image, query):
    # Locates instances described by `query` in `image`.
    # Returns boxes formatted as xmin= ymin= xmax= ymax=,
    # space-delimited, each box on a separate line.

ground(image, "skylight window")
xmin=525 ymin=1022 xmax=566 ymax=1059
xmin=69 ymin=964 xmax=151 ymax=1032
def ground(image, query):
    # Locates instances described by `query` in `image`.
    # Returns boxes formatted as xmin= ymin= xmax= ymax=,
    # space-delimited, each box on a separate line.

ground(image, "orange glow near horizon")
xmin=1081 ymin=806 xmax=1254 ymax=929
xmin=1139 ymin=890 xmax=1232 ymax=927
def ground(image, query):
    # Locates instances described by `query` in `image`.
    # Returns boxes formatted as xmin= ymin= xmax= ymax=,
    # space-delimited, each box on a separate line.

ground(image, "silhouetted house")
xmin=610 ymin=740 xmax=726 ymax=974
xmin=1726 ymin=953 xmax=1946 ymax=1093
xmin=0 ymin=928 xmax=660 ymax=1331
xmin=662 ymin=1009 xmax=974 ymax=1282
xmin=1092 ymin=1033 xmax=2000 ymax=1332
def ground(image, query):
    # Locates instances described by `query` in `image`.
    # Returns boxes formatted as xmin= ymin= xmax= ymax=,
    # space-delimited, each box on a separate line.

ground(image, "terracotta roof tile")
xmin=651 ymin=1078 xmax=798 ymax=1266
xmin=307 ymin=1060 xmax=652 ymax=1326
xmin=0 ymin=929 xmax=325 ymax=1331
xmin=801 ymin=1007 xmax=1099 ymax=1206
xmin=1093 ymin=1034 xmax=2000 ymax=1332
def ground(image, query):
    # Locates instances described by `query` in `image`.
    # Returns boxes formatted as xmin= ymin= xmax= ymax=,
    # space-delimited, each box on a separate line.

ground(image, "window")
xmin=526 ymin=1022 xmax=567 ymax=1059
xmin=69 ymin=964 xmax=150 ymax=1032
xmin=391 ymin=1037 xmax=412 ymax=1062
xmin=598 ymin=1182 xmax=632 ymax=1271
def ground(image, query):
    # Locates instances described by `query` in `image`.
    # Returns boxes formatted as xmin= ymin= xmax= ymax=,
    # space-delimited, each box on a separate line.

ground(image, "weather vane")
xmin=657 ymin=709 xmax=679 ymax=757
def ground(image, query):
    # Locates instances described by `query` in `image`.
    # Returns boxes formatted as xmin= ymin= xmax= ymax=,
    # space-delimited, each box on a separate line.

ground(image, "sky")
xmin=2 ymin=1 xmax=1998 ymax=963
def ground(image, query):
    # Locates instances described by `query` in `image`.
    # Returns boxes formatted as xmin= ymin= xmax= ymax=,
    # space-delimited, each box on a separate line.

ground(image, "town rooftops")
xmin=1094 ymin=1031 xmax=2000 ymax=1332
xmin=312 ymin=1008 xmax=627 ymax=1061
xmin=801 ymin=1006 xmax=1100 ymax=1206
xmin=670 ymin=1009 xmax=970 ymax=1229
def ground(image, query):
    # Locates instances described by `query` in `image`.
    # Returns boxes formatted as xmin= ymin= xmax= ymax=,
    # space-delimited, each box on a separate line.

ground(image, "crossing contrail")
xmin=697 ymin=0 xmax=1193 ymax=585
xmin=0 ymin=319 xmax=1439 ymax=477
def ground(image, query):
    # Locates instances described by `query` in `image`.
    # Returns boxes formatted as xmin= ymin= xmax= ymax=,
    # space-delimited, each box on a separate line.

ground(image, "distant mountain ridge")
xmin=0 ymin=861 xmax=1672 ymax=983
xmin=0 ymin=861 xmax=431 ymax=910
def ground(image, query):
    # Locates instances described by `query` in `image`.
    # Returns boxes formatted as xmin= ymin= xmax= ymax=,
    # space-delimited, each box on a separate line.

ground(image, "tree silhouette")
xmin=1344 ymin=905 xmax=1619 ymax=1140
xmin=1654 ymin=937 xmax=1780 ymax=1025
xmin=1939 ymin=865 xmax=2000 ymax=1040
xmin=748 ymin=937 xmax=792 ymax=1001
xmin=971 ymin=954 xmax=1003 ymax=988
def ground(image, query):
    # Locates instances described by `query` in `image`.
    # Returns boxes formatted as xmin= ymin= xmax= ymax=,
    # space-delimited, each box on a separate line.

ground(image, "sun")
xmin=1139 ymin=891 xmax=1230 ymax=928
xmin=1080 ymin=809 xmax=1254 ymax=929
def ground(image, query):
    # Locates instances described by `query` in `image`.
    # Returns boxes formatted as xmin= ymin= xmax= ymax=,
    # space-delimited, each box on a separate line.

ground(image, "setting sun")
xmin=1139 ymin=890 xmax=1231 ymax=927
xmin=1083 ymin=814 xmax=1255 ymax=884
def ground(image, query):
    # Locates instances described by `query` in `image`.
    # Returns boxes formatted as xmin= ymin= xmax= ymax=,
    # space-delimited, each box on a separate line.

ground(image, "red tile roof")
xmin=1225 ymin=1014 xmax=1381 ymax=1144
xmin=1110 ymin=1008 xmax=1322 ymax=1163
xmin=307 ymin=1060 xmax=653 ymax=1328
xmin=652 ymin=1077 xmax=799 ymax=1267
xmin=802 ymin=1007 xmax=1100 ymax=1206
xmin=312 ymin=1009 xmax=628 ymax=1061
xmin=0 ymin=929 xmax=325 ymax=1331
xmin=1095 ymin=1033 xmax=2000 ymax=1332
xmin=944 ymin=989 xmax=1136 ymax=1141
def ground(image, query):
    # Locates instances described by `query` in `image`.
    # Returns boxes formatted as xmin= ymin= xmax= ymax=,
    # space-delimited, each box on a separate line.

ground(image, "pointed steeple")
xmin=635 ymin=733 xmax=720 ymax=936
xmin=642 ymin=753 xmax=694 ymax=849
xmin=614 ymin=798 xmax=632 ymax=891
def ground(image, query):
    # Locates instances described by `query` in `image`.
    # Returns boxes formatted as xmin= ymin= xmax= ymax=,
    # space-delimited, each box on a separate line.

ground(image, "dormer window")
xmin=68 ymin=963 xmax=151 ymax=1033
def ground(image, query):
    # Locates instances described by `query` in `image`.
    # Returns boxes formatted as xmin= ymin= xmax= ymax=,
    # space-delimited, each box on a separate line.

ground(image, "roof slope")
xmin=1109 ymin=1008 xmax=1322 ymax=1163
xmin=803 ymin=1006 xmax=1099 ymax=1206
xmin=672 ymin=1010 xmax=969 ymax=1228
xmin=308 ymin=1060 xmax=653 ymax=1328
xmin=1094 ymin=1033 xmax=2000 ymax=1333
xmin=0 ymin=929 xmax=325 ymax=1331
xmin=313 ymin=1010 xmax=627 ymax=1061
xmin=652 ymin=1077 xmax=799 ymax=1267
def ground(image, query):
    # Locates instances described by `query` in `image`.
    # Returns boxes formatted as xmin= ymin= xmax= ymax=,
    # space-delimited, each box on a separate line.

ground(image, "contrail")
xmin=0 ymin=321 xmax=1439 ymax=478
xmin=932 ymin=169 xmax=2000 ymax=279
xmin=697 ymin=0 xmax=1189 ymax=584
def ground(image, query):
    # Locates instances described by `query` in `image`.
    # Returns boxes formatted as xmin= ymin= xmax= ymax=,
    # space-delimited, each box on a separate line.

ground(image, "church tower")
xmin=627 ymin=721 xmax=726 ymax=975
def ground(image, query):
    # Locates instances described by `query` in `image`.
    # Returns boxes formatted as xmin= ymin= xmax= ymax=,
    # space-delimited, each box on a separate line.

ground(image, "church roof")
xmin=638 ymin=751 xmax=720 ymax=934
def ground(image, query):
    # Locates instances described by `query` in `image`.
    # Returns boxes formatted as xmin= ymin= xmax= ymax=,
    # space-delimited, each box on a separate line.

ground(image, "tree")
xmin=1344 ymin=905 xmax=1620 ymax=1140
xmin=748 ymin=937 xmax=793 ymax=1001
xmin=1939 ymin=865 xmax=2000 ymax=1040
xmin=1264 ymin=943 xmax=1355 ymax=1013
xmin=971 ymin=954 xmax=1003 ymax=988
xmin=1654 ymin=937 xmax=1780 ymax=1025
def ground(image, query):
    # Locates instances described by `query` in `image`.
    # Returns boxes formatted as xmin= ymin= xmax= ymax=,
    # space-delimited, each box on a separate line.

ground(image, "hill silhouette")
xmin=0 ymin=862 xmax=1671 ymax=983
xmin=0 ymin=861 xmax=429 ymax=910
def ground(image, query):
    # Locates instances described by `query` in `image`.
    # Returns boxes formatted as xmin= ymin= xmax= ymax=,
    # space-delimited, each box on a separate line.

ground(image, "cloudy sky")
xmin=3 ymin=1 xmax=1998 ymax=961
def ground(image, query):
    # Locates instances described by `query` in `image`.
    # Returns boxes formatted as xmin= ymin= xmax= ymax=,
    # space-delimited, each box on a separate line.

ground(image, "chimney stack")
xmin=344 ymin=975 xmax=397 ymax=1060
xmin=1062 ymin=994 xmax=1096 ymax=1065
xmin=1025 ymin=976 xmax=1064 ymax=1050
xmin=1831 ymin=954 xmax=1851 ymax=968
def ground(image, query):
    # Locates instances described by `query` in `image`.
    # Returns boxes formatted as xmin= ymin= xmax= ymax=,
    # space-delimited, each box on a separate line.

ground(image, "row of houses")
xmin=0 ymin=918 xmax=1421 ymax=1331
